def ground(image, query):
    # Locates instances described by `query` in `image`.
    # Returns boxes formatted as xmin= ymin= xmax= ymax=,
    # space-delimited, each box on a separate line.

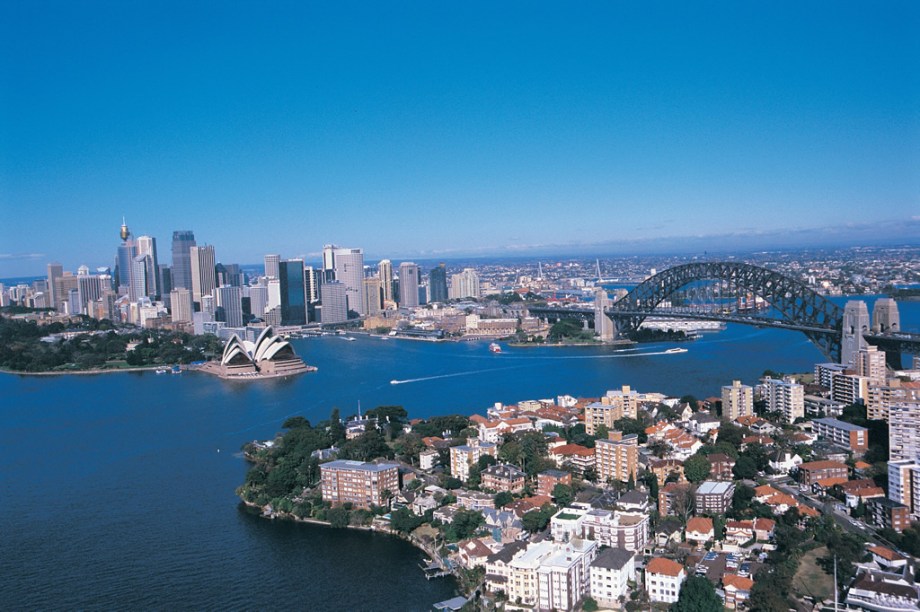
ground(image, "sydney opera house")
xmin=198 ymin=327 xmax=314 ymax=379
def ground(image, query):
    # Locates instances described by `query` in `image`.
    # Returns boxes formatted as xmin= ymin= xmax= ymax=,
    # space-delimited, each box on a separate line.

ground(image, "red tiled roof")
xmin=647 ymin=557 xmax=685 ymax=577
xmin=686 ymin=517 xmax=714 ymax=534
xmin=552 ymin=444 xmax=594 ymax=457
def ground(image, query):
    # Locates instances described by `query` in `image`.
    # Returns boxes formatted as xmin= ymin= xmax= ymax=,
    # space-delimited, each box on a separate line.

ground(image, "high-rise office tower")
xmin=216 ymin=286 xmax=244 ymax=327
xmin=320 ymin=282 xmax=348 ymax=324
xmin=264 ymin=254 xmax=281 ymax=279
xmin=304 ymin=266 xmax=319 ymax=303
xmin=841 ymin=300 xmax=870 ymax=366
xmin=332 ymin=247 xmax=365 ymax=315
xmin=279 ymin=259 xmax=307 ymax=326
xmin=363 ymin=277 xmax=383 ymax=315
xmin=449 ymin=268 xmax=481 ymax=300
xmin=158 ymin=265 xmax=172 ymax=300
xmin=398 ymin=262 xmax=419 ymax=307
xmin=322 ymin=244 xmax=337 ymax=283
xmin=378 ymin=259 xmax=394 ymax=304
xmin=135 ymin=235 xmax=160 ymax=298
xmin=248 ymin=285 xmax=269 ymax=320
xmin=115 ymin=219 xmax=137 ymax=292
xmin=76 ymin=274 xmax=103 ymax=315
xmin=189 ymin=245 xmax=216 ymax=308
xmin=428 ymin=263 xmax=448 ymax=303
xmin=170 ymin=230 xmax=196 ymax=290
xmin=721 ymin=380 xmax=753 ymax=420
xmin=170 ymin=288 xmax=194 ymax=323
xmin=47 ymin=262 xmax=63 ymax=310
xmin=129 ymin=255 xmax=148 ymax=302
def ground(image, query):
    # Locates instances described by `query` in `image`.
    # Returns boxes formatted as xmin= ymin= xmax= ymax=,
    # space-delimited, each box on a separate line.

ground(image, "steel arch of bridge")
xmin=608 ymin=262 xmax=843 ymax=361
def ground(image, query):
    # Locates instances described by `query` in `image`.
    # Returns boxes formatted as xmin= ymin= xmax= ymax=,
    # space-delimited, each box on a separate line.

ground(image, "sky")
xmin=1 ymin=1 xmax=918 ymax=277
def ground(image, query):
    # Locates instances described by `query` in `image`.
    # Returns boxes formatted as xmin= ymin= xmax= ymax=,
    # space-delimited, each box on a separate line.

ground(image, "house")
xmin=456 ymin=489 xmax=494 ymax=511
xmin=655 ymin=519 xmax=683 ymax=547
xmin=481 ymin=508 xmax=525 ymax=543
xmin=723 ymin=573 xmax=754 ymax=609
xmin=769 ymin=450 xmax=802 ymax=475
xmin=753 ymin=484 xmax=781 ymax=503
xmin=725 ymin=520 xmax=754 ymax=545
xmin=741 ymin=435 xmax=774 ymax=449
xmin=685 ymin=516 xmax=715 ymax=546
xmin=645 ymin=557 xmax=686 ymax=604
xmin=478 ymin=417 xmax=534 ymax=443
xmin=589 ymin=548 xmax=635 ymax=609
xmin=481 ymin=463 xmax=526 ymax=494
xmin=688 ymin=413 xmax=721 ymax=436
xmin=411 ymin=494 xmax=439 ymax=516
xmin=752 ymin=517 xmax=776 ymax=541
xmin=457 ymin=537 xmax=494 ymax=568
xmin=616 ymin=489 xmax=650 ymax=513
xmin=867 ymin=545 xmax=908 ymax=571
xmin=735 ymin=415 xmax=775 ymax=435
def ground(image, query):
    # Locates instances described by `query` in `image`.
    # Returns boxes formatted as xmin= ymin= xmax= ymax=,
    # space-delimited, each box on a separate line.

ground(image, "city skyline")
xmin=2 ymin=3 xmax=919 ymax=277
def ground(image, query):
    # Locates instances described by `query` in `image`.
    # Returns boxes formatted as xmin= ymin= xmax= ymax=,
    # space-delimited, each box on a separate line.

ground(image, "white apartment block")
xmin=888 ymin=459 xmax=920 ymax=519
xmin=762 ymin=377 xmax=804 ymax=423
xmin=889 ymin=402 xmax=920 ymax=463
xmin=449 ymin=438 xmax=498 ymax=481
xmin=856 ymin=346 xmax=887 ymax=384
xmin=646 ymin=557 xmax=686 ymax=604
xmin=589 ymin=548 xmax=635 ymax=609
xmin=583 ymin=385 xmax=638 ymax=435
xmin=831 ymin=372 xmax=869 ymax=406
xmin=536 ymin=539 xmax=597 ymax=612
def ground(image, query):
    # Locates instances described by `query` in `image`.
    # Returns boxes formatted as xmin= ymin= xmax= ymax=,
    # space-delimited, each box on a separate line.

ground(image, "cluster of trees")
xmin=547 ymin=319 xmax=596 ymax=343
xmin=0 ymin=316 xmax=223 ymax=372
xmin=879 ymin=522 xmax=920 ymax=558
xmin=627 ymin=328 xmax=689 ymax=343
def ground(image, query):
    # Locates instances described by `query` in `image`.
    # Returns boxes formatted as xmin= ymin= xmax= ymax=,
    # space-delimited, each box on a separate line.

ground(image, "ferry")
xmin=390 ymin=379 xmax=401 ymax=385
xmin=665 ymin=347 xmax=688 ymax=354
xmin=155 ymin=367 xmax=169 ymax=375
xmin=342 ymin=336 xmax=356 ymax=342
xmin=489 ymin=342 xmax=502 ymax=354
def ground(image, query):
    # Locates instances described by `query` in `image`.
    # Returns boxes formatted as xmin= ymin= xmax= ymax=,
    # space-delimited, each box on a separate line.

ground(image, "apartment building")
xmin=449 ymin=438 xmax=498 ymax=482
xmin=646 ymin=557 xmax=686 ymax=604
xmin=812 ymin=417 xmax=868 ymax=452
xmin=320 ymin=460 xmax=399 ymax=509
xmin=589 ymin=548 xmax=635 ymax=609
xmin=595 ymin=431 xmax=639 ymax=484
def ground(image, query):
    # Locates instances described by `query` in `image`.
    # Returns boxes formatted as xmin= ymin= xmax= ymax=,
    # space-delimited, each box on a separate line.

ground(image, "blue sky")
xmin=1 ymin=2 xmax=918 ymax=276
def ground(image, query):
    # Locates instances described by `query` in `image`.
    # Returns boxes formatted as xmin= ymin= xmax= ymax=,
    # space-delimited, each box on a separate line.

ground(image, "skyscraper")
xmin=129 ymin=255 xmax=148 ymax=302
xmin=362 ymin=277 xmax=383 ymax=315
xmin=279 ymin=259 xmax=307 ymax=326
xmin=264 ymin=254 xmax=281 ymax=279
xmin=115 ymin=219 xmax=137 ymax=292
xmin=170 ymin=230 xmax=196 ymax=290
xmin=332 ymin=247 xmax=365 ymax=315
xmin=216 ymin=285 xmax=244 ymax=327
xmin=46 ymin=262 xmax=63 ymax=310
xmin=449 ymin=268 xmax=480 ymax=300
xmin=135 ymin=235 xmax=160 ymax=298
xmin=189 ymin=245 xmax=216 ymax=308
xmin=322 ymin=244 xmax=337 ymax=283
xmin=320 ymin=282 xmax=348 ymax=324
xmin=170 ymin=288 xmax=194 ymax=323
xmin=304 ymin=266 xmax=319 ymax=303
xmin=378 ymin=259 xmax=394 ymax=304
xmin=428 ymin=263 xmax=448 ymax=303
xmin=398 ymin=262 xmax=419 ymax=307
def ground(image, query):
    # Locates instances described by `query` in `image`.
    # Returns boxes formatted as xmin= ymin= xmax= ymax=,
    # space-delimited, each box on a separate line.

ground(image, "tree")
xmin=732 ymin=456 xmax=759 ymax=480
xmin=670 ymin=576 xmax=721 ymax=612
xmin=683 ymin=454 xmax=711 ymax=483
xmin=582 ymin=596 xmax=599 ymax=612
xmin=327 ymin=506 xmax=350 ymax=528
xmin=521 ymin=504 xmax=556 ymax=533
xmin=390 ymin=507 xmax=424 ymax=534
xmin=494 ymin=492 xmax=513 ymax=508
xmin=552 ymin=483 xmax=574 ymax=507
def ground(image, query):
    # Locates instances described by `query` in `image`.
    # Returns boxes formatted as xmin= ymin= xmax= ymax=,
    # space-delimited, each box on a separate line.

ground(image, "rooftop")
xmin=321 ymin=460 xmax=399 ymax=472
xmin=813 ymin=417 xmax=868 ymax=432
xmin=591 ymin=547 xmax=634 ymax=571
xmin=696 ymin=481 xmax=734 ymax=495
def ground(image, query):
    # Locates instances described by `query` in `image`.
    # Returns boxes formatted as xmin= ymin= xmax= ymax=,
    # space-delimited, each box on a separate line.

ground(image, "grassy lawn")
xmin=793 ymin=547 xmax=835 ymax=602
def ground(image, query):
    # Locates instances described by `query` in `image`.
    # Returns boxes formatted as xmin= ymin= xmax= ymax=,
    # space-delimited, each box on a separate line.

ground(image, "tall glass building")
xmin=171 ymin=230 xmax=196 ymax=290
xmin=279 ymin=259 xmax=307 ymax=326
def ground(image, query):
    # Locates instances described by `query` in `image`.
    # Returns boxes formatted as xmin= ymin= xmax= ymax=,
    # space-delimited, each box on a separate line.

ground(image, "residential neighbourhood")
xmin=243 ymin=344 xmax=920 ymax=611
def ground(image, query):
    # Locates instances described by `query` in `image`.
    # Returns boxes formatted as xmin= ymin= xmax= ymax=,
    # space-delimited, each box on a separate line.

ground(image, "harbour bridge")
xmin=528 ymin=261 xmax=920 ymax=367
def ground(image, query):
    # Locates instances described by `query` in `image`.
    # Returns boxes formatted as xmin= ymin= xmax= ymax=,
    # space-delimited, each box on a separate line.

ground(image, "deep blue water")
xmin=0 ymin=296 xmax=917 ymax=609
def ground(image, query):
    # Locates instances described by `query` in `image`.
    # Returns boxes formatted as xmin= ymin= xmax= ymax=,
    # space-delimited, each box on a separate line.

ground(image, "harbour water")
xmin=1 ymin=297 xmax=917 ymax=609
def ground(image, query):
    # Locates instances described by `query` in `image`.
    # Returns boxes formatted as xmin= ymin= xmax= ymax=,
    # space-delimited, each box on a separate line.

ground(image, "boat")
xmin=489 ymin=342 xmax=502 ymax=354
xmin=665 ymin=347 xmax=688 ymax=354
xmin=390 ymin=379 xmax=401 ymax=385
xmin=342 ymin=336 xmax=356 ymax=342
xmin=155 ymin=367 xmax=169 ymax=375
xmin=170 ymin=364 xmax=182 ymax=374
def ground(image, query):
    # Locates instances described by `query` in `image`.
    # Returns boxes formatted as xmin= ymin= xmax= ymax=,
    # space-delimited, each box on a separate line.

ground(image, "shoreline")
xmin=0 ymin=365 xmax=165 ymax=377
xmin=239 ymin=499 xmax=460 ymax=587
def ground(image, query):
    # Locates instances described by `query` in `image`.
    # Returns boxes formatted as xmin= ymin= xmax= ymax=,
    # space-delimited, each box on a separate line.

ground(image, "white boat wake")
xmin=389 ymin=348 xmax=687 ymax=384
